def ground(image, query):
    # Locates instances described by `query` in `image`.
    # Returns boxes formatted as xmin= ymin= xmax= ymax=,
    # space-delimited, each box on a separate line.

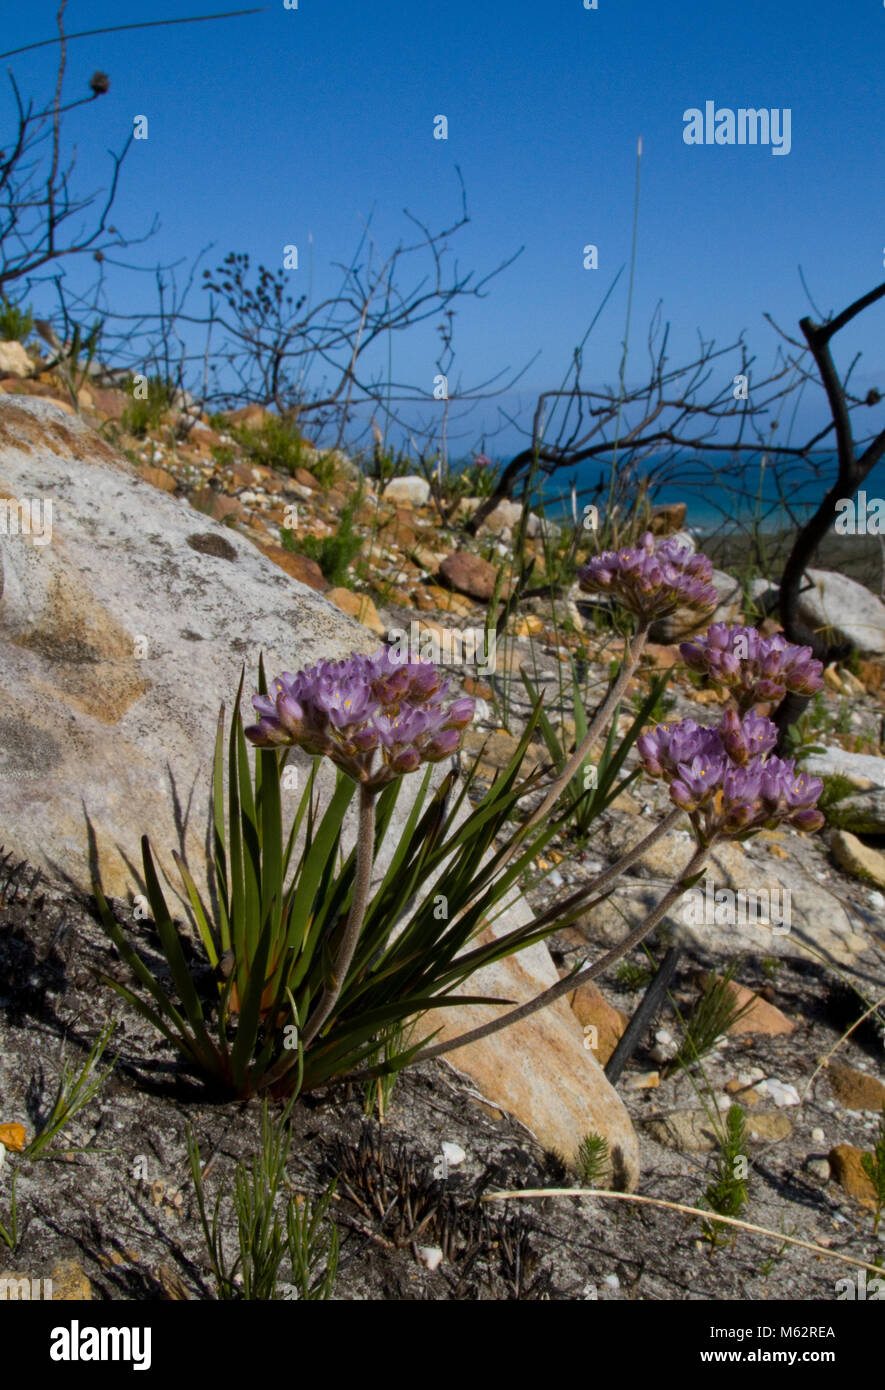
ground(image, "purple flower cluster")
xmin=577 ymin=532 xmax=718 ymax=622
xmin=680 ymin=625 xmax=824 ymax=709
xmin=637 ymin=712 xmax=824 ymax=842
xmin=245 ymin=650 xmax=475 ymax=788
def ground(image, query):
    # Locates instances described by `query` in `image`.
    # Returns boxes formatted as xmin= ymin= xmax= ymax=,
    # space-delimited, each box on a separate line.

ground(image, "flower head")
xmin=637 ymin=714 xmax=824 ymax=843
xmin=245 ymin=651 xmax=475 ymax=788
xmin=578 ymin=532 xmax=718 ymax=623
xmin=680 ymin=624 xmax=824 ymax=709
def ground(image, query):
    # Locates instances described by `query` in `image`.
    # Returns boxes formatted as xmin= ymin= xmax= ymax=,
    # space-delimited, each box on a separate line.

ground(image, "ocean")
xmin=535 ymin=452 xmax=885 ymax=539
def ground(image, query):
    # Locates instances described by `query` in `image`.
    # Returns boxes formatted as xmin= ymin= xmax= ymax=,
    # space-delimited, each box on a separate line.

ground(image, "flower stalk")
xmin=388 ymin=842 xmax=711 ymax=1070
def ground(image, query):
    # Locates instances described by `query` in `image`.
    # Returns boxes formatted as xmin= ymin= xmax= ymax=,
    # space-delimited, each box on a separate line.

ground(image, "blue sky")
xmin=3 ymin=0 xmax=885 ymax=467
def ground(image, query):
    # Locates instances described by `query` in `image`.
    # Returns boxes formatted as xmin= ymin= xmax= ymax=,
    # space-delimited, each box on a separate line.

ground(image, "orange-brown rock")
xmin=825 ymin=1061 xmax=885 ymax=1112
xmin=439 ymin=550 xmax=499 ymax=602
xmin=256 ymin=543 xmax=328 ymax=592
xmin=325 ymin=586 xmax=386 ymax=636
xmin=568 ymin=980 xmax=629 ymax=1065
xmin=189 ymin=487 xmax=246 ymax=525
xmin=138 ymin=465 xmax=178 ymax=493
xmin=698 ymin=974 xmax=795 ymax=1037
xmin=828 ymin=1144 xmax=879 ymax=1210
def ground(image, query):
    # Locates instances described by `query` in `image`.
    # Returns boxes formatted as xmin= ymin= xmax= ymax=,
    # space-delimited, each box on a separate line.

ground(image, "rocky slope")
xmin=1 ymin=354 xmax=885 ymax=1301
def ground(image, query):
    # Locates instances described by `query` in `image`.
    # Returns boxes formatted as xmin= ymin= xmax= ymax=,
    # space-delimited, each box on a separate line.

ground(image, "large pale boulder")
xmin=800 ymin=569 xmax=885 ymax=655
xmin=750 ymin=570 xmax=885 ymax=655
xmin=0 ymin=396 xmax=638 ymax=1181
xmin=580 ymin=824 xmax=870 ymax=969
xmin=802 ymin=746 xmax=885 ymax=834
xmin=0 ymin=397 xmax=375 ymax=900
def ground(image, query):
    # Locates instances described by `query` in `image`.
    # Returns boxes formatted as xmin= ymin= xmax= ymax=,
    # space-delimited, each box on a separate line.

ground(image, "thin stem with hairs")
xmin=523 ymin=622 xmax=649 ymax=834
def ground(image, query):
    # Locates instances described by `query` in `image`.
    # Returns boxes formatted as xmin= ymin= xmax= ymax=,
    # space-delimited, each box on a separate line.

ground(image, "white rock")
xmin=764 ymin=1079 xmax=801 ymax=1107
xmin=0 ymin=340 xmax=33 ymax=378
xmin=806 ymin=1157 xmax=831 ymax=1182
xmin=800 ymin=569 xmax=885 ymax=656
xmin=801 ymin=747 xmax=885 ymax=833
xmin=481 ymin=500 xmax=522 ymax=535
xmin=381 ymin=475 xmax=431 ymax=506
xmin=603 ymin=1273 xmax=620 ymax=1289
xmin=668 ymin=529 xmax=697 ymax=554
xmin=417 ymin=1246 xmax=444 ymax=1271
xmin=525 ymin=512 xmax=561 ymax=541
xmin=811 ymin=1127 xmax=826 ymax=1144
xmin=803 ymin=747 xmax=885 ymax=790
xmin=441 ymin=1142 xmax=466 ymax=1167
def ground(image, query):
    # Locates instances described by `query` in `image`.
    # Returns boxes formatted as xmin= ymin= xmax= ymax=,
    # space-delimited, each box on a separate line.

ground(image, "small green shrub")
xmin=701 ymin=1103 xmax=749 ymax=1249
xmin=293 ymin=494 xmax=363 ymax=586
xmin=121 ymin=375 xmax=177 ymax=437
xmin=575 ymin=1132 xmax=609 ymax=1186
xmin=0 ymin=296 xmax=33 ymax=343
xmin=667 ymin=961 xmax=753 ymax=1075
xmin=616 ymin=959 xmax=655 ymax=992
xmin=187 ymin=1101 xmax=338 ymax=1300
xmin=310 ymin=452 xmax=339 ymax=489
xmin=233 ymin=414 xmax=306 ymax=475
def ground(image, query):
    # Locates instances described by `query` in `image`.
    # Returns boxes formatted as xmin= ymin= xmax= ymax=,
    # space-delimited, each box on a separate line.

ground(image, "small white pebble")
xmin=441 ymin=1142 xmax=466 ymax=1167
xmin=811 ymin=1127 xmax=826 ymax=1144
xmin=765 ymin=1078 xmax=801 ymax=1107
xmin=417 ymin=1246 xmax=444 ymax=1271
xmin=548 ymin=869 xmax=564 ymax=889
xmin=868 ymin=891 xmax=885 ymax=909
xmin=806 ymin=1158 xmax=830 ymax=1182
xmin=603 ymin=1273 xmax=620 ymax=1290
